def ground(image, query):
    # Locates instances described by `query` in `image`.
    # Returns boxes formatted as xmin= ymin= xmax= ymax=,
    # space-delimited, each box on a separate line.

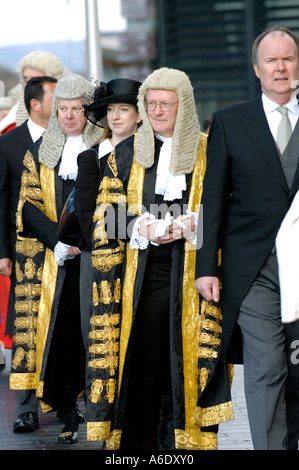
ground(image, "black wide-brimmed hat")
xmin=84 ymin=78 xmax=142 ymax=126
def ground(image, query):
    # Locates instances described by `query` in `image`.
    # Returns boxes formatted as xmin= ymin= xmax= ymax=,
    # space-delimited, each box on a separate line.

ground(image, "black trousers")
xmin=121 ymin=247 xmax=172 ymax=450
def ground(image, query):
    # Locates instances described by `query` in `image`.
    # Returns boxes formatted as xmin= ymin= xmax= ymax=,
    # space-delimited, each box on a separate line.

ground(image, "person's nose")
xmin=154 ymin=103 xmax=164 ymax=114
xmin=276 ymin=59 xmax=286 ymax=71
xmin=65 ymin=109 xmax=74 ymax=119
xmin=112 ymin=110 xmax=120 ymax=119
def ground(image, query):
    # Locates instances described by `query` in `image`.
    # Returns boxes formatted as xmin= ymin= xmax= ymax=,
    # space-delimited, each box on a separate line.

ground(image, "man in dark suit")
xmin=0 ymin=76 xmax=57 ymax=432
xmin=195 ymin=26 xmax=299 ymax=450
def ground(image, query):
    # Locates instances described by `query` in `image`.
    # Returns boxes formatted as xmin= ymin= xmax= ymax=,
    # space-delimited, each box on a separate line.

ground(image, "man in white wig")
xmin=10 ymin=74 xmax=102 ymax=443
xmin=85 ymin=67 xmax=233 ymax=450
xmin=0 ymin=50 xmax=67 ymax=135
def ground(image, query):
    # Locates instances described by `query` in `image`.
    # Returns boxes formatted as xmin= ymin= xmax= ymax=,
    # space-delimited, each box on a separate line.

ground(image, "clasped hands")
xmin=138 ymin=211 xmax=196 ymax=245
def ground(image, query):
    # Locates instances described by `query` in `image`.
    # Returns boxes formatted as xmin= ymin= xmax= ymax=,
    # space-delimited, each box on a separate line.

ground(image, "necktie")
xmin=276 ymin=106 xmax=292 ymax=154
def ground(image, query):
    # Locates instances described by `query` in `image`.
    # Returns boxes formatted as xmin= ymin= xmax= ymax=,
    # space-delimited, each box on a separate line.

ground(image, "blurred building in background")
xmin=118 ymin=0 xmax=299 ymax=123
xmin=155 ymin=0 xmax=299 ymax=123
xmin=1 ymin=0 xmax=299 ymax=127
xmin=101 ymin=0 xmax=158 ymax=82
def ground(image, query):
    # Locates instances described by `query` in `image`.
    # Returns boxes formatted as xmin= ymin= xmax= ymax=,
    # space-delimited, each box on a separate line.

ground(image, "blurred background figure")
xmin=0 ymin=96 xmax=13 ymax=122
xmin=0 ymin=51 xmax=67 ymax=135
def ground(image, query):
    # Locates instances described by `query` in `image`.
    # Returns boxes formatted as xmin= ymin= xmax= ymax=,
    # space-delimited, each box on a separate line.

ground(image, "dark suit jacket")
xmin=195 ymin=94 xmax=299 ymax=361
xmin=0 ymin=120 xmax=33 ymax=260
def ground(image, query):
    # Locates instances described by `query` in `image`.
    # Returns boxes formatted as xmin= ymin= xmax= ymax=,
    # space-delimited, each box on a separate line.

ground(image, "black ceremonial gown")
xmin=9 ymin=138 xmax=85 ymax=414
xmin=86 ymin=133 xmax=233 ymax=450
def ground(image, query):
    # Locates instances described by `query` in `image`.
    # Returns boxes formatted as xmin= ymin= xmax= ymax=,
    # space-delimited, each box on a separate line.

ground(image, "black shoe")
xmin=58 ymin=431 xmax=78 ymax=444
xmin=13 ymin=412 xmax=39 ymax=433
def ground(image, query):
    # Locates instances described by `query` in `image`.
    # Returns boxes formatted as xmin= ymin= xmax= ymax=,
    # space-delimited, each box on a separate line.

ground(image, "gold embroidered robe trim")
xmin=87 ymin=421 xmax=111 ymax=441
xmin=9 ymin=372 xmax=36 ymax=390
xmin=118 ymin=160 xmax=145 ymax=392
xmin=10 ymin=152 xmax=59 ymax=396
xmin=175 ymin=429 xmax=218 ymax=450
xmin=92 ymin=246 xmax=124 ymax=272
xmin=178 ymin=135 xmax=233 ymax=448
xmin=87 ymin=151 xmax=126 ymax=434
xmin=89 ymin=151 xmax=125 ymax=372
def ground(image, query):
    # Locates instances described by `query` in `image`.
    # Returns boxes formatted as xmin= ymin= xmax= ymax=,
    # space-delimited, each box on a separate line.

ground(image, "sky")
xmin=0 ymin=0 xmax=126 ymax=47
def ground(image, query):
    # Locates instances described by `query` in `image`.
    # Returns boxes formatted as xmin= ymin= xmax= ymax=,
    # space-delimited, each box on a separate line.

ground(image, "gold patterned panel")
xmin=89 ymin=325 xmax=120 ymax=342
xmin=126 ymin=160 xmax=145 ymax=215
xmin=88 ymin=357 xmax=119 ymax=375
xmin=89 ymin=301 xmax=121 ymax=377
xmin=93 ymin=203 xmax=109 ymax=247
xmin=97 ymin=192 xmax=126 ymax=206
xmin=175 ymin=429 xmax=217 ymax=450
xmin=15 ymin=238 xmax=44 ymax=258
xmin=35 ymin=249 xmax=58 ymax=397
xmin=9 ymin=372 xmax=36 ymax=390
xmin=107 ymin=150 xmax=118 ymax=178
xmin=90 ymin=313 xmax=120 ymax=327
xmin=15 ymin=300 xmax=40 ymax=315
xmin=89 ymin=378 xmax=116 ymax=404
xmin=92 ymin=246 xmax=124 ymax=272
xmin=97 ymin=279 xmax=121 ymax=304
xmin=181 ymin=137 xmax=207 ymax=444
xmin=89 ymin=341 xmax=119 ymax=356
xmin=89 ymin=379 xmax=104 ymax=403
xmin=195 ymin=401 xmax=234 ymax=428
xmin=199 ymin=367 xmax=210 ymax=392
xmin=40 ymin=164 xmax=57 ymax=222
xmin=16 ymin=152 xmax=46 ymax=235
xmin=87 ymin=421 xmax=111 ymax=442
xmin=106 ymin=430 xmax=122 ymax=450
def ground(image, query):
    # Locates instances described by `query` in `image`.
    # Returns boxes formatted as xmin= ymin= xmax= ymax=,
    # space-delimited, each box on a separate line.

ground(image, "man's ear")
xmin=30 ymin=98 xmax=40 ymax=112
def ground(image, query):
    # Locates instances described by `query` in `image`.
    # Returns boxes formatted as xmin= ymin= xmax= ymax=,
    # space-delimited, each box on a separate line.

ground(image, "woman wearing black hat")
xmin=73 ymin=78 xmax=141 ymax=349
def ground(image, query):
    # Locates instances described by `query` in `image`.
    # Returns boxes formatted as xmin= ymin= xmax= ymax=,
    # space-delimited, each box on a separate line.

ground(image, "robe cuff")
xmin=129 ymin=212 xmax=153 ymax=250
xmin=54 ymin=241 xmax=75 ymax=265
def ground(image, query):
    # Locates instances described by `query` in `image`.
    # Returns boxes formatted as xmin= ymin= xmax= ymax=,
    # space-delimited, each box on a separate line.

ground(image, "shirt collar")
xmin=27 ymin=117 xmax=46 ymax=142
xmin=262 ymin=92 xmax=299 ymax=117
xmin=98 ymin=138 xmax=114 ymax=159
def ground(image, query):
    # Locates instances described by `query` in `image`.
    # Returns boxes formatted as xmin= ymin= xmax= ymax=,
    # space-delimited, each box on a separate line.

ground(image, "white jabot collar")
xmin=155 ymin=133 xmax=186 ymax=201
xmin=58 ymin=134 xmax=87 ymax=180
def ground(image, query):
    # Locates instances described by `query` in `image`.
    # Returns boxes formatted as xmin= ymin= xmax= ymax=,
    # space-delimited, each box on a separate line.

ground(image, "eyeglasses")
xmin=145 ymin=100 xmax=178 ymax=112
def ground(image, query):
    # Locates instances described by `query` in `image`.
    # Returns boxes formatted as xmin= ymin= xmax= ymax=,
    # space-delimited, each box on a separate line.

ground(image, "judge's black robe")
xmin=85 ymin=133 xmax=234 ymax=450
xmin=9 ymin=138 xmax=85 ymax=414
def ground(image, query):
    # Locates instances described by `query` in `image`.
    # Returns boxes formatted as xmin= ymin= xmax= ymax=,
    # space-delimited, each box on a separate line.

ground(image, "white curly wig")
xmin=16 ymin=51 xmax=65 ymax=81
xmin=135 ymin=67 xmax=200 ymax=175
xmin=38 ymin=74 xmax=102 ymax=169
xmin=15 ymin=51 xmax=69 ymax=126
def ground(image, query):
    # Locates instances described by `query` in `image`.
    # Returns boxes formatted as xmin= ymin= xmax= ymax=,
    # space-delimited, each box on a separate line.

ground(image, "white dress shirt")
xmin=27 ymin=117 xmax=46 ymax=143
xmin=262 ymin=93 xmax=299 ymax=141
